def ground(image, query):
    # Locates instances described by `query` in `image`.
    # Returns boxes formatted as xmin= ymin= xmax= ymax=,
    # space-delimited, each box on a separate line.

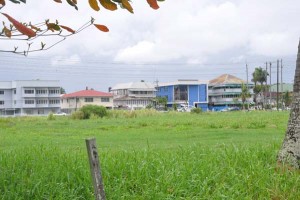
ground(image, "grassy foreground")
xmin=0 ymin=110 xmax=299 ymax=199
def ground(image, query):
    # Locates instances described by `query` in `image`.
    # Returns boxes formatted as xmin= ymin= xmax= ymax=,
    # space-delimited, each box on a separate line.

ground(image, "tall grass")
xmin=1 ymin=111 xmax=298 ymax=199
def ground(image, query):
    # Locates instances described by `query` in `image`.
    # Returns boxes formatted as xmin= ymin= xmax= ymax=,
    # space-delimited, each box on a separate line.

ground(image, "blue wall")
xmin=157 ymin=85 xmax=173 ymax=102
xmin=157 ymin=83 xmax=208 ymax=111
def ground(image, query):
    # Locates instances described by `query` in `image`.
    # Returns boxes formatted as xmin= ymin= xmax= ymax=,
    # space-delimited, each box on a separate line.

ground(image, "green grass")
xmin=0 ymin=110 xmax=299 ymax=199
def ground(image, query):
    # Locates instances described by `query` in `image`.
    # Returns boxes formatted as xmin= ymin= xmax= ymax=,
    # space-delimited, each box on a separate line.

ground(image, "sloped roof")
xmin=111 ymin=82 xmax=156 ymax=91
xmin=62 ymin=90 xmax=112 ymax=98
xmin=209 ymin=74 xmax=245 ymax=85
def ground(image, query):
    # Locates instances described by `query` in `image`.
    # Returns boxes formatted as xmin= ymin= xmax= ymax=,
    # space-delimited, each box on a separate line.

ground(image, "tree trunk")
xmin=277 ymin=40 xmax=300 ymax=169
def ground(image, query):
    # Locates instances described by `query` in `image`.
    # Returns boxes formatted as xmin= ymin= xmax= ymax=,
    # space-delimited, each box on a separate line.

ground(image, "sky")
xmin=0 ymin=0 xmax=299 ymax=93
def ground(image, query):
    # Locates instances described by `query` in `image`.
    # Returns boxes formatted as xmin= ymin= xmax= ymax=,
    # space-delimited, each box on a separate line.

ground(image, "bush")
xmin=191 ymin=107 xmax=202 ymax=114
xmin=71 ymin=111 xmax=84 ymax=120
xmin=80 ymin=105 xmax=108 ymax=119
xmin=47 ymin=112 xmax=56 ymax=120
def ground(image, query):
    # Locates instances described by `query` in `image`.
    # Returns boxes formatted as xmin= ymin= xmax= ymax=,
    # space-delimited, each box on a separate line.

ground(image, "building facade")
xmin=156 ymin=79 xmax=209 ymax=111
xmin=0 ymin=80 xmax=61 ymax=116
xmin=61 ymin=88 xmax=113 ymax=113
xmin=208 ymin=74 xmax=254 ymax=111
xmin=111 ymin=81 xmax=156 ymax=109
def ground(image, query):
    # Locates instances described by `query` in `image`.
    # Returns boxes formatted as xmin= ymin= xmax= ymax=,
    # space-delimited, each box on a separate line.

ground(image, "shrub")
xmin=191 ymin=107 xmax=202 ymax=114
xmin=47 ymin=112 xmax=56 ymax=120
xmin=80 ymin=105 xmax=108 ymax=119
xmin=71 ymin=111 xmax=84 ymax=120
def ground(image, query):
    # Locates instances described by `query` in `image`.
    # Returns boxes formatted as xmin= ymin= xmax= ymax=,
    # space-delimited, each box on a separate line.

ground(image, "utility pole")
xmin=281 ymin=59 xmax=283 ymax=109
xmin=277 ymin=60 xmax=279 ymax=111
xmin=246 ymin=62 xmax=249 ymax=90
xmin=269 ymin=62 xmax=272 ymax=108
xmin=265 ymin=62 xmax=268 ymax=109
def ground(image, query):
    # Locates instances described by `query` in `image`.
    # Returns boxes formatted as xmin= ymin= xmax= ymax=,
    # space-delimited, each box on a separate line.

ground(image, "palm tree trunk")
xmin=277 ymin=40 xmax=300 ymax=169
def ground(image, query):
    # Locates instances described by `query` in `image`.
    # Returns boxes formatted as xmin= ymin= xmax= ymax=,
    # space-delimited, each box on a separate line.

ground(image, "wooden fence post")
xmin=86 ymin=138 xmax=106 ymax=200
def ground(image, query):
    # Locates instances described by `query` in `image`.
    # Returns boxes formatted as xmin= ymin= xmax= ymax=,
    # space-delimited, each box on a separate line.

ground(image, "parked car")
xmin=53 ymin=112 xmax=67 ymax=116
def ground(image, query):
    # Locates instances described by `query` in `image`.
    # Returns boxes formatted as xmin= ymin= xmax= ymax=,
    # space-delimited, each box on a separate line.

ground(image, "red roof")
xmin=62 ymin=90 xmax=112 ymax=98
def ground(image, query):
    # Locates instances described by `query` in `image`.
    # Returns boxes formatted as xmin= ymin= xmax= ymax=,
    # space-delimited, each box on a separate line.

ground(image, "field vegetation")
xmin=0 ymin=110 xmax=299 ymax=199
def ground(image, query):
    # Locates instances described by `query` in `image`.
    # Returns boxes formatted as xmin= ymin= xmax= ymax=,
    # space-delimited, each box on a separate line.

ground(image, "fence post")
xmin=86 ymin=138 xmax=106 ymax=200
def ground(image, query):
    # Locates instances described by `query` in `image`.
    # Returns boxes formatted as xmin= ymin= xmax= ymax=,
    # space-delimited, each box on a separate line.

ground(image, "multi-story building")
xmin=0 ymin=80 xmax=61 ymax=116
xmin=111 ymin=81 xmax=156 ymax=109
xmin=61 ymin=88 xmax=113 ymax=113
xmin=156 ymin=79 xmax=209 ymax=111
xmin=208 ymin=74 xmax=254 ymax=111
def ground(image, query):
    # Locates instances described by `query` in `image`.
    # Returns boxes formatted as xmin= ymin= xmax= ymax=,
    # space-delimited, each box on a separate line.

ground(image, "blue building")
xmin=156 ymin=79 xmax=208 ymax=111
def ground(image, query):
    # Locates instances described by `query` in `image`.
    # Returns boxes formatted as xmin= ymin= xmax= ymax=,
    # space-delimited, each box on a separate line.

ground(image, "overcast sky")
xmin=0 ymin=0 xmax=299 ymax=92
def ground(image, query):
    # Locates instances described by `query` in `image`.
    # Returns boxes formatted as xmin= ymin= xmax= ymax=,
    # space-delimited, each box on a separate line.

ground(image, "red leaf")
xmin=94 ymin=24 xmax=109 ymax=32
xmin=146 ymin=0 xmax=159 ymax=10
xmin=60 ymin=25 xmax=75 ymax=34
xmin=1 ymin=13 xmax=36 ymax=37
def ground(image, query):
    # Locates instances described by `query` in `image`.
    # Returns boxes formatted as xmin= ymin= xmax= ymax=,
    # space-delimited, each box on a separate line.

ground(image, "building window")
xmin=14 ymin=100 xmax=16 ymax=105
xmin=37 ymin=99 xmax=48 ymax=104
xmin=0 ymin=101 xmax=4 ymax=105
xmin=49 ymin=99 xmax=60 ymax=104
xmin=25 ymin=100 xmax=34 ymax=104
xmin=0 ymin=90 xmax=4 ymax=95
xmin=38 ymin=109 xmax=45 ymax=115
xmin=164 ymin=87 xmax=168 ymax=92
xmin=14 ymin=90 xmax=16 ymax=94
xmin=85 ymin=98 xmax=93 ymax=102
xmin=174 ymin=85 xmax=188 ymax=101
xmin=24 ymin=89 xmax=34 ymax=94
xmin=49 ymin=89 xmax=60 ymax=94
xmin=36 ymin=89 xmax=47 ymax=94
xmin=101 ymin=97 xmax=109 ymax=102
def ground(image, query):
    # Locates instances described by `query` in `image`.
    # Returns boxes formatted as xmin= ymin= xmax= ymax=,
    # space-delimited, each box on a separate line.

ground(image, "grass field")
xmin=0 ymin=110 xmax=299 ymax=199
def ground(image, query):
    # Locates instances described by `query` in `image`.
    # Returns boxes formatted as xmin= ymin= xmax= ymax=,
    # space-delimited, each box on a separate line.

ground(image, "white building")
xmin=0 ymin=80 xmax=61 ymax=116
xmin=111 ymin=81 xmax=156 ymax=109
xmin=61 ymin=88 xmax=113 ymax=113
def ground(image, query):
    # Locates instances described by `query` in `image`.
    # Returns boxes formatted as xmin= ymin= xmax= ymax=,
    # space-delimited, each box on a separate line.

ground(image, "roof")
xmin=209 ymin=74 xmax=246 ymax=85
xmin=62 ymin=89 xmax=112 ymax=98
xmin=158 ymin=79 xmax=208 ymax=87
xmin=111 ymin=82 xmax=156 ymax=91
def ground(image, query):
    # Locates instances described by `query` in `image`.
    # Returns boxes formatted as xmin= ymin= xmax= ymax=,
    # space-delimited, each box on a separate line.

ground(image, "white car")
xmin=53 ymin=112 xmax=67 ymax=116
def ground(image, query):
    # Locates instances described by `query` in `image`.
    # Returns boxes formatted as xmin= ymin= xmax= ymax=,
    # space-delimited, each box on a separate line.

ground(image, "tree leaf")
xmin=94 ymin=24 xmax=109 ymax=32
xmin=60 ymin=25 xmax=75 ymax=34
xmin=1 ymin=12 xmax=36 ymax=37
xmin=0 ymin=0 xmax=6 ymax=6
xmin=53 ymin=0 xmax=62 ymax=3
xmin=46 ymin=23 xmax=61 ymax=31
xmin=121 ymin=0 xmax=133 ymax=13
xmin=146 ymin=0 xmax=159 ymax=10
xmin=89 ymin=0 xmax=100 ymax=11
xmin=3 ymin=27 xmax=11 ymax=38
xmin=66 ymin=0 xmax=78 ymax=10
xmin=99 ymin=0 xmax=117 ymax=11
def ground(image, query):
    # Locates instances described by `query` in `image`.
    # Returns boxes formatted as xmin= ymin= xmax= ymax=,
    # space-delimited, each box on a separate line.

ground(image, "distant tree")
xmin=0 ymin=0 xmax=163 ymax=55
xmin=251 ymin=67 xmax=268 ymax=107
xmin=240 ymin=83 xmax=251 ymax=110
xmin=282 ymin=91 xmax=292 ymax=108
xmin=155 ymin=96 xmax=167 ymax=110
xmin=60 ymin=87 xmax=66 ymax=94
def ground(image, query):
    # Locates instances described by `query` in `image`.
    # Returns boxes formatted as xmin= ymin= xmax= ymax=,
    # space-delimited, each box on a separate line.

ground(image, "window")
xmin=85 ymin=98 xmax=93 ymax=102
xmin=0 ymin=90 xmax=4 ymax=95
xmin=25 ymin=100 xmax=34 ymax=104
xmin=174 ymin=85 xmax=188 ymax=101
xmin=0 ymin=101 xmax=4 ymax=105
xmin=164 ymin=87 xmax=168 ymax=92
xmin=14 ymin=90 xmax=16 ymax=94
xmin=36 ymin=90 xmax=47 ymax=94
xmin=101 ymin=97 xmax=109 ymax=102
xmin=24 ymin=89 xmax=34 ymax=94
xmin=49 ymin=99 xmax=60 ymax=104
xmin=14 ymin=100 xmax=16 ymax=105
xmin=49 ymin=89 xmax=60 ymax=94
xmin=37 ymin=99 xmax=48 ymax=104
